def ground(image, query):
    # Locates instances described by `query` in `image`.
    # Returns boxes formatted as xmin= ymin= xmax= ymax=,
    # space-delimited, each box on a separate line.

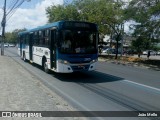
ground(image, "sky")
xmin=0 ymin=0 xmax=130 ymax=33
xmin=0 ymin=0 xmax=72 ymax=32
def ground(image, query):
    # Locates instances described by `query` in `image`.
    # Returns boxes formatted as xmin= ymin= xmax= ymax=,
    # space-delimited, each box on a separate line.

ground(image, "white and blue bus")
xmin=18 ymin=21 xmax=99 ymax=73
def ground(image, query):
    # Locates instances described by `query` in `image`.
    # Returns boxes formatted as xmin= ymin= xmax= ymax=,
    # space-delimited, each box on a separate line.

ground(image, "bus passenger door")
xmin=50 ymin=29 xmax=56 ymax=69
xmin=29 ymin=33 xmax=33 ymax=61
xmin=20 ymin=38 xmax=22 ymax=57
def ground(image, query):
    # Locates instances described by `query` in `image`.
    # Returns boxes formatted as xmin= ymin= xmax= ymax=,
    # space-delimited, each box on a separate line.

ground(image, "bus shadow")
xmin=51 ymin=71 xmax=124 ymax=84
xmin=27 ymin=60 xmax=124 ymax=84
xmin=29 ymin=61 xmax=124 ymax=84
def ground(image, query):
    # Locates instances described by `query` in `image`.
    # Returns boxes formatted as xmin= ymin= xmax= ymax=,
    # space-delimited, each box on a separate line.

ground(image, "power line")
xmin=6 ymin=0 xmax=19 ymax=13
xmin=6 ymin=0 xmax=25 ymax=22
xmin=7 ymin=8 xmax=19 ymax=22
xmin=6 ymin=0 xmax=22 ymax=16
xmin=0 ymin=7 xmax=3 ymax=15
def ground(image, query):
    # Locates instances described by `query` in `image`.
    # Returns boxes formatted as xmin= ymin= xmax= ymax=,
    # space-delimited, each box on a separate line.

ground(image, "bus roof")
xmin=18 ymin=21 xmax=61 ymax=35
xmin=18 ymin=21 xmax=98 ymax=35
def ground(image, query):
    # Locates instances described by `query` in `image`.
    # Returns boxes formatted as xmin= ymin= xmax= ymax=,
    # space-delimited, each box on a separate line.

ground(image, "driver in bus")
xmin=62 ymin=38 xmax=71 ymax=50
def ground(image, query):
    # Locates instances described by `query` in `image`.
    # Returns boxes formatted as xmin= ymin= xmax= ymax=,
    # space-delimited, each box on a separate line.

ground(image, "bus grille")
xmin=70 ymin=61 xmax=91 ymax=64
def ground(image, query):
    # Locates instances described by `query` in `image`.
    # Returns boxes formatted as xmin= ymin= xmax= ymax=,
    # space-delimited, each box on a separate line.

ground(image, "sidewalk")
xmin=0 ymin=55 xmax=81 ymax=119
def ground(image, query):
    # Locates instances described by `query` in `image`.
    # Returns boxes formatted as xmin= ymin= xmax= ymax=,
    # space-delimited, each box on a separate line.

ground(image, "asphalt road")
xmin=4 ymin=47 xmax=160 ymax=120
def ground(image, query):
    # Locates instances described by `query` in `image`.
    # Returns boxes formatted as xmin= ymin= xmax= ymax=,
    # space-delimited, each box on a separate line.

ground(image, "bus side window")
xmin=34 ymin=32 xmax=39 ymax=46
xmin=39 ymin=31 xmax=45 ymax=46
xmin=26 ymin=34 xmax=29 ymax=45
xmin=44 ymin=29 xmax=49 ymax=47
xmin=42 ymin=31 xmax=45 ymax=45
xmin=23 ymin=35 xmax=26 ymax=44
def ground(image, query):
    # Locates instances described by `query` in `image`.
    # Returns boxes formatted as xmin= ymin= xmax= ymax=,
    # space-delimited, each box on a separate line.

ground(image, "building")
xmin=103 ymin=34 xmax=135 ymax=50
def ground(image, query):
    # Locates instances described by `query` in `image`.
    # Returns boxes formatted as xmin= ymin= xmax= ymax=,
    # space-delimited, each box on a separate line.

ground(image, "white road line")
xmin=124 ymin=80 xmax=160 ymax=92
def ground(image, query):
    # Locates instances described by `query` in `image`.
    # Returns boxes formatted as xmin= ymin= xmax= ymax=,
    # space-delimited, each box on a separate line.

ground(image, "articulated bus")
xmin=18 ymin=21 xmax=99 ymax=73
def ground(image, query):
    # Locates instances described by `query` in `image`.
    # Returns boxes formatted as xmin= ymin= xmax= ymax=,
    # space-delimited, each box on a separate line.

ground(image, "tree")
xmin=46 ymin=4 xmax=80 ymax=22
xmin=131 ymin=36 xmax=149 ymax=57
xmin=46 ymin=0 xmax=125 ymax=34
xmin=5 ymin=29 xmax=26 ymax=44
xmin=125 ymin=0 xmax=160 ymax=51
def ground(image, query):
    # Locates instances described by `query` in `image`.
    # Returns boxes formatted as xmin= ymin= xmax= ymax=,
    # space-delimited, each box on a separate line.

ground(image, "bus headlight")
xmin=63 ymin=60 xmax=69 ymax=64
xmin=91 ymin=59 xmax=98 ymax=63
xmin=58 ymin=59 xmax=69 ymax=64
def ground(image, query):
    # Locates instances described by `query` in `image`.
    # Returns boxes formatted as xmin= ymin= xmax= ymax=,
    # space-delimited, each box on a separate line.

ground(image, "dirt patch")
xmin=99 ymin=55 xmax=160 ymax=70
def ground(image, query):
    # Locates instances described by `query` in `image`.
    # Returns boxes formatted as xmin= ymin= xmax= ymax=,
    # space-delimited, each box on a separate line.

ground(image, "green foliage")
xmin=46 ymin=4 xmax=80 ymax=22
xmin=125 ymin=0 xmax=160 ymax=51
xmin=46 ymin=0 xmax=125 ymax=35
xmin=5 ymin=29 xmax=26 ymax=44
xmin=131 ymin=36 xmax=148 ymax=52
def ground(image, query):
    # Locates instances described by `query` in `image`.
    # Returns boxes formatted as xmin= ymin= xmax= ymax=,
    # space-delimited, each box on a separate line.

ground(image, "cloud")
xmin=4 ymin=0 xmax=63 ymax=32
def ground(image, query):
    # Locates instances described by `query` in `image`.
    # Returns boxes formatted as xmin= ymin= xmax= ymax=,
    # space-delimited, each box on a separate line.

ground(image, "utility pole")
xmin=120 ymin=24 xmax=124 ymax=57
xmin=1 ymin=0 xmax=7 ymax=56
xmin=1 ymin=0 xmax=31 ymax=56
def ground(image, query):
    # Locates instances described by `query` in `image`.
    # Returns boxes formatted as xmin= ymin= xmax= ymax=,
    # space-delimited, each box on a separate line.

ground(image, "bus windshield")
xmin=60 ymin=30 xmax=98 ymax=54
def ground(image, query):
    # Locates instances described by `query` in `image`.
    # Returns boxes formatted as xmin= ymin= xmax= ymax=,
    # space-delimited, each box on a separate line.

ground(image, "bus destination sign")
xmin=63 ymin=22 xmax=91 ymax=29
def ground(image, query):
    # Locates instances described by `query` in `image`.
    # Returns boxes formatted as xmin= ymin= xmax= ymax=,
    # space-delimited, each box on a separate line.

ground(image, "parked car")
xmin=125 ymin=50 xmax=137 ymax=55
xmin=8 ymin=44 xmax=15 ymax=47
xmin=156 ymin=51 xmax=160 ymax=55
xmin=143 ymin=50 xmax=156 ymax=56
xmin=4 ymin=43 xmax=9 ymax=47
xmin=149 ymin=50 xmax=156 ymax=56
xmin=102 ymin=48 xmax=112 ymax=54
xmin=142 ymin=51 xmax=148 ymax=55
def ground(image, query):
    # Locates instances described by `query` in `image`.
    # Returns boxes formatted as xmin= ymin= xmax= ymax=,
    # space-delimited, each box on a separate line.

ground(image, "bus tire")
xmin=42 ymin=58 xmax=50 ymax=73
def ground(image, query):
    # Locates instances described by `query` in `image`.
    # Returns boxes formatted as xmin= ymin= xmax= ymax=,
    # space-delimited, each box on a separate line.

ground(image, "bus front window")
xmin=60 ymin=30 xmax=97 ymax=54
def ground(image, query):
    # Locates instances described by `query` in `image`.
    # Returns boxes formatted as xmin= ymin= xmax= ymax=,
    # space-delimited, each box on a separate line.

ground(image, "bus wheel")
xmin=43 ymin=59 xmax=50 ymax=73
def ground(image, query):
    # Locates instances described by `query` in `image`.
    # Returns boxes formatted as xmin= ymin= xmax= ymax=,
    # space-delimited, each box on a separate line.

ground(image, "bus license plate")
xmin=78 ymin=65 xmax=85 ymax=68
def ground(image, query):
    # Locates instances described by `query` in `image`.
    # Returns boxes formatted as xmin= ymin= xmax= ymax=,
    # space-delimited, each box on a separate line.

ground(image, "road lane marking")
xmin=124 ymin=80 xmax=160 ymax=93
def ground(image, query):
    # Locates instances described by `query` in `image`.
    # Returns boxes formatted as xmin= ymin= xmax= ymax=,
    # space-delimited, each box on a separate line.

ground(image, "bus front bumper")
xmin=56 ymin=62 xmax=97 ymax=73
